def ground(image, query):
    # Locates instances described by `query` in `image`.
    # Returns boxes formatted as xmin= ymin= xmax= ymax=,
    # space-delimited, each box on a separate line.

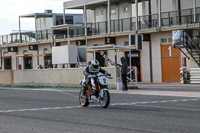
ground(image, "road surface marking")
xmin=0 ymin=98 xmax=199 ymax=113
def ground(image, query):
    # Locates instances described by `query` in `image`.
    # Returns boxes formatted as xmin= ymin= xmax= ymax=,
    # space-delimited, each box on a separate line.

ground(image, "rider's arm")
xmin=99 ymin=68 xmax=111 ymax=75
xmin=83 ymin=66 xmax=90 ymax=76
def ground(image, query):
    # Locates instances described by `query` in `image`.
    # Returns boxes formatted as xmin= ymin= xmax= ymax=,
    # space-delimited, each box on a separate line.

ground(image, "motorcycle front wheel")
xmin=79 ymin=89 xmax=89 ymax=107
xmin=99 ymin=90 xmax=110 ymax=108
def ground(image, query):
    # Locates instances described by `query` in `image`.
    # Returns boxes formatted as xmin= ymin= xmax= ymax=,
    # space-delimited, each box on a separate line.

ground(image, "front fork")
xmin=99 ymin=89 xmax=108 ymax=98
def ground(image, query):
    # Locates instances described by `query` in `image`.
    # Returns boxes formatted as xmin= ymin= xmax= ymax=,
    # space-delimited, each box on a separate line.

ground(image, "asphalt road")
xmin=0 ymin=87 xmax=200 ymax=133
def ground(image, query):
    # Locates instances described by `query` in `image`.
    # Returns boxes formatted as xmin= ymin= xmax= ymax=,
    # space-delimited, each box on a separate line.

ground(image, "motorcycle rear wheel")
xmin=79 ymin=89 xmax=89 ymax=107
xmin=99 ymin=90 xmax=110 ymax=108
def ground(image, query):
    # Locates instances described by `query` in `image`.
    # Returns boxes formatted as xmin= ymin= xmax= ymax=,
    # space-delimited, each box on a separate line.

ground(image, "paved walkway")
xmin=110 ymin=83 xmax=200 ymax=98
xmin=110 ymin=90 xmax=200 ymax=98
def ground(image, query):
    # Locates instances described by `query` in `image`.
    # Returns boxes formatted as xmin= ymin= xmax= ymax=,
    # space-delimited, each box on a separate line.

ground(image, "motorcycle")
xmin=79 ymin=74 xmax=113 ymax=108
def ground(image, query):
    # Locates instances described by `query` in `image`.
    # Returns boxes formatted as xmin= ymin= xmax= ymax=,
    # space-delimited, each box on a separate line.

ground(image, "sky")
xmin=0 ymin=0 xmax=81 ymax=35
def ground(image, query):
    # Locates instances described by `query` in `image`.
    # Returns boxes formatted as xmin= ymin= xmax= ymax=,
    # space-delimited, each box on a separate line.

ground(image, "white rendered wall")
xmin=141 ymin=41 xmax=150 ymax=83
xmin=151 ymin=31 xmax=173 ymax=83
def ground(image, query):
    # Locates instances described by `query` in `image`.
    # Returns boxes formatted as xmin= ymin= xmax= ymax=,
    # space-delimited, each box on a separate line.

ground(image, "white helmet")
xmin=91 ymin=60 xmax=100 ymax=70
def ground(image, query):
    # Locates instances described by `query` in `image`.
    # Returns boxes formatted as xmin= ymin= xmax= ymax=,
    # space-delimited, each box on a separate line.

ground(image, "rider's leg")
xmin=90 ymin=77 xmax=98 ymax=95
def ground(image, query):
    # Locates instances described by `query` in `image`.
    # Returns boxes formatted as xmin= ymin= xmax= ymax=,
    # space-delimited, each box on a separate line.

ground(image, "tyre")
xmin=99 ymin=90 xmax=110 ymax=108
xmin=79 ymin=89 xmax=89 ymax=107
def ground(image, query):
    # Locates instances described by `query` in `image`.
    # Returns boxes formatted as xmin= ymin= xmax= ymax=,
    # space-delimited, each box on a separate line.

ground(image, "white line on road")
xmin=56 ymin=90 xmax=79 ymax=98
xmin=0 ymin=106 xmax=82 ymax=113
xmin=133 ymin=105 xmax=200 ymax=112
xmin=0 ymin=98 xmax=199 ymax=113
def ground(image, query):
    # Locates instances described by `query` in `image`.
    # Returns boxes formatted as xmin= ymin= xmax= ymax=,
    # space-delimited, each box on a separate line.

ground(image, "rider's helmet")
xmin=91 ymin=60 xmax=100 ymax=70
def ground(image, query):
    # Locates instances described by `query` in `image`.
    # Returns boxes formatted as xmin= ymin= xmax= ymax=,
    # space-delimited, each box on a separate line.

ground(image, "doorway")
xmin=125 ymin=51 xmax=141 ymax=81
xmin=44 ymin=55 xmax=52 ymax=68
xmin=95 ymin=51 xmax=107 ymax=67
xmin=24 ymin=56 xmax=32 ymax=69
xmin=4 ymin=57 xmax=12 ymax=70
xmin=161 ymin=43 xmax=181 ymax=82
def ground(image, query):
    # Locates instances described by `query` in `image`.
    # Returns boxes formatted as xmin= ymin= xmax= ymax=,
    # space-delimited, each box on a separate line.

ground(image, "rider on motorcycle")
xmin=82 ymin=60 xmax=110 ymax=96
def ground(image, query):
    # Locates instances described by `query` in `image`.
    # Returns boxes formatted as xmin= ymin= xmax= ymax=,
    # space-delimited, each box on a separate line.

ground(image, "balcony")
xmin=1 ymin=7 xmax=200 ymax=46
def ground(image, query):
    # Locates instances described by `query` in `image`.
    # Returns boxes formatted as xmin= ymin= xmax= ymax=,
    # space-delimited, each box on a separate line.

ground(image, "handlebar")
xmin=87 ymin=74 xmax=113 ymax=79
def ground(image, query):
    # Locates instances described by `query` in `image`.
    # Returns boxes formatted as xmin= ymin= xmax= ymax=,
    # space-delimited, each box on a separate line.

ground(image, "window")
xmin=44 ymin=48 xmax=51 ymax=53
xmin=111 ymin=9 xmax=116 ymax=15
xmin=124 ymin=41 xmax=129 ymax=46
xmin=101 ymin=9 xmax=104 ymax=15
xmin=123 ymin=6 xmax=129 ymax=13
xmin=23 ymin=50 xmax=29 ymax=54
xmin=161 ymin=38 xmax=168 ymax=43
xmin=161 ymin=38 xmax=172 ymax=43
xmin=96 ymin=10 xmax=99 ymax=16
xmin=168 ymin=38 xmax=172 ymax=43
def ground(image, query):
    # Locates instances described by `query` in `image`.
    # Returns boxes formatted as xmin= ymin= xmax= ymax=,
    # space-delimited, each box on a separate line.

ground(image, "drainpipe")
xmin=149 ymin=35 xmax=153 ymax=82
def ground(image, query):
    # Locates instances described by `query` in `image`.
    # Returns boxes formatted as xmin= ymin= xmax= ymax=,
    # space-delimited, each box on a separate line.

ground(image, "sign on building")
xmin=8 ymin=47 xmax=18 ymax=52
xmin=29 ymin=45 xmax=38 ymax=50
xmin=105 ymin=37 xmax=116 ymax=45
xmin=76 ymin=40 xmax=86 ymax=46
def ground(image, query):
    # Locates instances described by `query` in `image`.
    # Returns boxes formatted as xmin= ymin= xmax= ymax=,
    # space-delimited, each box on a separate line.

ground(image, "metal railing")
xmin=1 ymin=7 xmax=200 ymax=45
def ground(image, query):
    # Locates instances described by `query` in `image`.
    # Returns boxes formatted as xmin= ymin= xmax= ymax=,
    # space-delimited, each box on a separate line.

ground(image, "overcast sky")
xmin=0 ymin=0 xmax=81 ymax=35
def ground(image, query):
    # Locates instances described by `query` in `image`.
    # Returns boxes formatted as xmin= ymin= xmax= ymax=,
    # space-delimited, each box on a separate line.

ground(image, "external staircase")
xmin=177 ymin=23 xmax=200 ymax=67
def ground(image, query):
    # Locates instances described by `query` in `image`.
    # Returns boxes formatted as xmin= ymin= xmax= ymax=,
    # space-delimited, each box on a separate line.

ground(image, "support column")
xmin=136 ymin=0 xmax=139 ymax=31
xmin=107 ymin=0 xmax=111 ymax=34
xmin=193 ymin=0 xmax=196 ymax=23
xmin=84 ymin=5 xmax=88 ymax=65
xmin=63 ymin=8 xmax=66 ymax=24
xmin=18 ymin=17 xmax=22 ymax=43
xmin=178 ymin=0 xmax=182 ymax=25
xmin=149 ymin=35 xmax=153 ymax=82
xmin=67 ymin=26 xmax=70 ymax=46
xmin=34 ymin=14 xmax=38 ymax=41
xmin=148 ymin=0 xmax=152 ymax=28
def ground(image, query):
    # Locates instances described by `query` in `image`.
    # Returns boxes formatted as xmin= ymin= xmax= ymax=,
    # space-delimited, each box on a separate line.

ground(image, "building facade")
xmin=63 ymin=0 xmax=200 ymax=83
xmin=0 ymin=10 xmax=83 ymax=70
xmin=1 ymin=0 xmax=200 ymax=83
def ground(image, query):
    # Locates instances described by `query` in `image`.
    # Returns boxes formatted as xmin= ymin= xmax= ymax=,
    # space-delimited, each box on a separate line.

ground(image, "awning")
xmin=36 ymin=52 xmax=52 ymax=57
xmin=87 ymin=45 xmax=137 ymax=51
xmin=16 ymin=54 xmax=32 ymax=57
xmin=3 ymin=55 xmax=12 ymax=59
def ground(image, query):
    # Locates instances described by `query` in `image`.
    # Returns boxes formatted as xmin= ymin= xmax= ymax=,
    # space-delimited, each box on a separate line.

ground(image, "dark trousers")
xmin=121 ymin=73 xmax=128 ymax=90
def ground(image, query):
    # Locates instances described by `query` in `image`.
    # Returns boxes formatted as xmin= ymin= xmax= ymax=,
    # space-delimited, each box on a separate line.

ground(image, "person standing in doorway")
xmin=120 ymin=57 xmax=128 ymax=91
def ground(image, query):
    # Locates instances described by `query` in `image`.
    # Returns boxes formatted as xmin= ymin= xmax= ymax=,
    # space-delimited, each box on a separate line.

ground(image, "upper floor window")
xmin=101 ymin=9 xmax=104 ymax=15
xmin=111 ymin=8 xmax=116 ymax=15
xmin=96 ymin=10 xmax=100 ymax=16
xmin=123 ymin=6 xmax=129 ymax=13
xmin=23 ymin=50 xmax=29 ymax=54
xmin=161 ymin=38 xmax=172 ymax=44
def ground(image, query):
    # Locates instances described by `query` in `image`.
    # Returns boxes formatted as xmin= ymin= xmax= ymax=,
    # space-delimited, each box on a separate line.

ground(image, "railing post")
xmin=193 ymin=0 xmax=196 ymax=23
